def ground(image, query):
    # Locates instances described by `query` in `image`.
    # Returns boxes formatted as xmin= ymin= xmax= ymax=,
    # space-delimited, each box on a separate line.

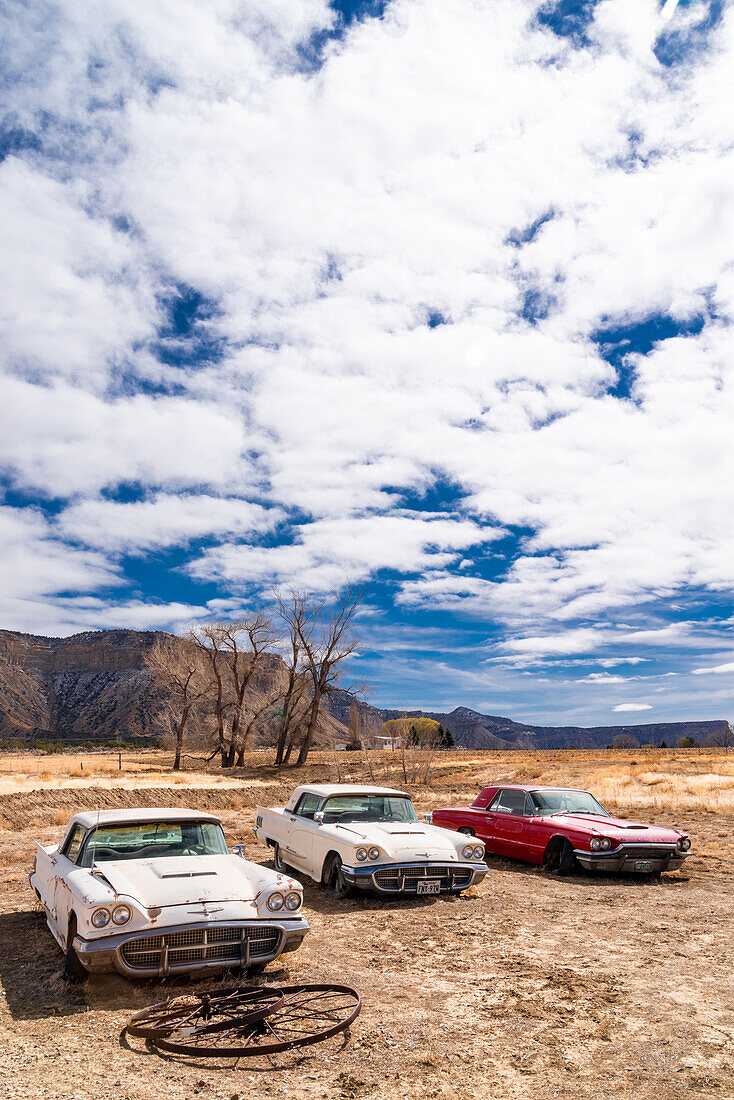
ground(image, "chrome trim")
xmin=73 ymin=917 xmax=309 ymax=978
xmin=573 ymin=842 xmax=687 ymax=874
xmin=573 ymin=842 xmax=687 ymax=858
xmin=341 ymin=860 xmax=486 ymax=894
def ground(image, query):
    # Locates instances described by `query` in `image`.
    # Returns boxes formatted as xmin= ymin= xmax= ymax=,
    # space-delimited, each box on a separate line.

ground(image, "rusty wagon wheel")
xmin=126 ymin=985 xmax=284 ymax=1041
xmin=147 ymin=984 xmax=361 ymax=1058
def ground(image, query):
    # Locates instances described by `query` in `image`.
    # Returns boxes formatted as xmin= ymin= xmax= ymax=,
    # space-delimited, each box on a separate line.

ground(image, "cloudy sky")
xmin=2 ymin=0 xmax=733 ymax=725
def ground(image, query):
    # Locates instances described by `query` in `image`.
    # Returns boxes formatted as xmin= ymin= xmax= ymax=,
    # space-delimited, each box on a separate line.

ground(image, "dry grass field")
xmin=0 ymin=748 xmax=732 ymax=1100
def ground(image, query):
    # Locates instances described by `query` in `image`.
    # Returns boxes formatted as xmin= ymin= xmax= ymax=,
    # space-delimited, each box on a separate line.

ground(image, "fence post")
xmin=118 ymin=751 xmax=122 ymax=771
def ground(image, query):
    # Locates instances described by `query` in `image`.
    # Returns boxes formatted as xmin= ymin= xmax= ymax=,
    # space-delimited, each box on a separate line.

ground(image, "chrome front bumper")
xmin=73 ymin=918 xmax=310 ymax=978
xmin=574 ymin=844 xmax=688 ymax=874
xmin=340 ymin=861 xmax=487 ymax=894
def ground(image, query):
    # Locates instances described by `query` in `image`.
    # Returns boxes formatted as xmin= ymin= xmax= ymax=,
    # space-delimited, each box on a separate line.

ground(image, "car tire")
xmin=458 ymin=827 xmax=475 ymax=836
xmin=324 ymin=854 xmax=352 ymax=899
xmin=63 ymin=915 xmax=88 ymax=983
xmin=273 ymin=844 xmax=294 ymax=876
xmin=554 ymin=839 xmax=578 ymax=876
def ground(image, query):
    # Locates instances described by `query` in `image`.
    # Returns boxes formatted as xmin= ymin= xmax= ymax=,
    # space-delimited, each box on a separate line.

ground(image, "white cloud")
xmin=575 ymin=672 xmax=628 ymax=684
xmin=190 ymin=513 xmax=495 ymax=590
xmin=59 ymin=495 xmax=280 ymax=555
xmin=0 ymin=378 xmax=249 ymax=496
xmin=691 ymin=661 xmax=734 ymax=676
xmin=498 ymin=628 xmax=609 ymax=657
xmin=1 ymin=0 xmax=734 ymax=722
xmin=612 ymin=702 xmax=653 ymax=712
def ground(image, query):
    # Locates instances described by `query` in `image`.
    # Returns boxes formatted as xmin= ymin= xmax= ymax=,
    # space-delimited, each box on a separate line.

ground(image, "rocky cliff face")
xmin=0 ymin=629 xmax=345 ymax=746
xmin=0 ymin=629 xmax=728 ymax=749
xmin=0 ymin=629 xmax=165 ymax=741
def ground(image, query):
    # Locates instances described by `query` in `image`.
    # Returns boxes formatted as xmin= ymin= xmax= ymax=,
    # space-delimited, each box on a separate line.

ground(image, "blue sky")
xmin=1 ymin=0 xmax=733 ymax=726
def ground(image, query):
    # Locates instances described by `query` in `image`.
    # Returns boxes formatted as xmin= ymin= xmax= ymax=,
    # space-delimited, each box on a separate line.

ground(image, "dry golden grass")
xmin=0 ymin=746 xmax=732 ymax=815
xmin=442 ymin=749 xmax=734 ymax=816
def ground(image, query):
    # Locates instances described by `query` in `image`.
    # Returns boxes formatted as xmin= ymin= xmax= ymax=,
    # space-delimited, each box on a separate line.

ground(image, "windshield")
xmin=79 ymin=821 xmax=228 ymax=866
xmin=530 ymin=790 xmax=610 ymax=817
xmin=321 ymin=794 xmax=419 ymax=824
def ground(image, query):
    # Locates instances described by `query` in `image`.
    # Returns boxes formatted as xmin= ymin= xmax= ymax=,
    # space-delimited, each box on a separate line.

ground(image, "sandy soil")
xmin=0 ymin=750 xmax=732 ymax=1100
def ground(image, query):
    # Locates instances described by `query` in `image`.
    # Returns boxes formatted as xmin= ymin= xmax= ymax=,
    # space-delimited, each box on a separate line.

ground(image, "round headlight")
xmin=267 ymin=891 xmax=285 ymax=911
xmin=284 ymin=891 xmax=301 ymax=911
xmin=368 ymin=847 xmax=380 ymax=861
xmin=590 ymin=837 xmax=601 ymax=851
xmin=356 ymin=847 xmax=368 ymax=862
xmin=600 ymin=838 xmax=612 ymax=851
xmin=112 ymin=904 xmax=131 ymax=926
xmin=677 ymin=837 xmax=691 ymax=851
xmin=91 ymin=908 xmax=110 ymax=928
xmin=462 ymin=844 xmax=474 ymax=859
xmin=473 ymin=845 xmax=484 ymax=860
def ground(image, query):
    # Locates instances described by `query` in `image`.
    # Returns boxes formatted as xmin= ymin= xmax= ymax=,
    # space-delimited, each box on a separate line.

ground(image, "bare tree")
xmin=706 ymin=723 xmax=734 ymax=751
xmin=612 ymin=733 xmax=639 ymax=749
xmin=273 ymin=592 xmax=312 ymax=766
xmin=189 ymin=623 xmax=229 ymax=766
xmin=277 ymin=585 xmax=364 ymax=767
xmin=190 ymin=616 xmax=282 ymax=767
xmin=144 ymin=637 xmax=210 ymax=770
xmin=218 ymin=615 xmax=277 ymax=766
xmin=348 ymin=701 xmax=362 ymax=749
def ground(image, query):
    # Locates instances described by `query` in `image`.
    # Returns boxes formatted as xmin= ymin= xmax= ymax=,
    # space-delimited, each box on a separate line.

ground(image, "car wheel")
xmin=324 ymin=854 xmax=352 ymax=899
xmin=63 ymin=915 xmax=88 ymax=983
xmin=458 ymin=827 xmax=475 ymax=836
xmin=554 ymin=839 xmax=578 ymax=876
xmin=273 ymin=844 xmax=294 ymax=875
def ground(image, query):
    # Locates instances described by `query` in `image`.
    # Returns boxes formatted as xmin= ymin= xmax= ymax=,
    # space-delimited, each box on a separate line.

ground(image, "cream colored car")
xmin=254 ymin=784 xmax=487 ymax=898
xmin=31 ymin=807 xmax=309 ymax=979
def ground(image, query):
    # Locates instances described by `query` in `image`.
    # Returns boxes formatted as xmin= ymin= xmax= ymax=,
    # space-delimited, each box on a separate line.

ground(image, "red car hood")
xmin=540 ymin=814 xmax=684 ymax=843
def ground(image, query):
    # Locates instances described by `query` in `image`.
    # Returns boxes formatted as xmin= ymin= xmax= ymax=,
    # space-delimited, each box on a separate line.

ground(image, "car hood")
xmin=540 ymin=814 xmax=684 ymax=843
xmin=327 ymin=821 xmax=463 ymax=859
xmin=92 ymin=854 xmax=281 ymax=909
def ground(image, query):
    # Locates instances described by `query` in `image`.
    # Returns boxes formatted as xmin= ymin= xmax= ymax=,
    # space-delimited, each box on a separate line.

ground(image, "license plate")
xmin=416 ymin=879 xmax=441 ymax=895
xmin=634 ymin=860 xmax=654 ymax=873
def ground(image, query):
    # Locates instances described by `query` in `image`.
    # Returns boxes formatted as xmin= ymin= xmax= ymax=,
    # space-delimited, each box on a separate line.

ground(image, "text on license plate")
xmin=416 ymin=879 xmax=441 ymax=895
xmin=634 ymin=860 xmax=654 ymax=873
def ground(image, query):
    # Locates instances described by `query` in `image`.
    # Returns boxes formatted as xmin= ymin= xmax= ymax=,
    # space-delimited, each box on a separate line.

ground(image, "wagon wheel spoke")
xmin=126 ymin=987 xmax=284 ymax=1040
xmin=141 ymin=984 xmax=361 ymax=1058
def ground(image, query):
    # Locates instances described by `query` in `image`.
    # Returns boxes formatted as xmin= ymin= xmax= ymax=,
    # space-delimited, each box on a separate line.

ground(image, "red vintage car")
xmin=430 ymin=784 xmax=691 ymax=876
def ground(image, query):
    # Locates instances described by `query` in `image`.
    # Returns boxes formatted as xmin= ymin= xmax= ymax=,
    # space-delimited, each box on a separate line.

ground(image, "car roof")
xmin=67 ymin=808 xmax=222 ymax=830
xmin=485 ymin=784 xmax=587 ymax=794
xmin=287 ymin=783 xmax=410 ymax=801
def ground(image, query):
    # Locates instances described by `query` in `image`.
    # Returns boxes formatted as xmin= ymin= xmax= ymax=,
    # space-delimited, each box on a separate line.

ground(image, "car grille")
xmin=372 ymin=865 xmax=473 ymax=892
xmin=120 ymin=925 xmax=282 ymax=972
xmin=620 ymin=845 xmax=677 ymax=860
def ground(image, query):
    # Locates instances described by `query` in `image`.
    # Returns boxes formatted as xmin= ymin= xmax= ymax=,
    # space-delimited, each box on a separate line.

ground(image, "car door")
xmin=483 ymin=789 xmax=530 ymax=858
xmin=286 ymin=793 xmax=322 ymax=876
xmin=34 ymin=824 xmax=86 ymax=947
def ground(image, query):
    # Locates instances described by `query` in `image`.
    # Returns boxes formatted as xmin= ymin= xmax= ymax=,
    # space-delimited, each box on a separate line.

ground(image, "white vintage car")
xmin=30 ymin=808 xmax=309 ymax=980
xmin=254 ymin=784 xmax=488 ymax=897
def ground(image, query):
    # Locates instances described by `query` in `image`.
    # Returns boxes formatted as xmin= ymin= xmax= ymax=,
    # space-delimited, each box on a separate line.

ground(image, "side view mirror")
xmin=423 ymin=813 xmax=433 ymax=823
xmin=313 ymin=811 xmax=325 ymax=825
xmin=232 ymin=843 xmax=246 ymax=858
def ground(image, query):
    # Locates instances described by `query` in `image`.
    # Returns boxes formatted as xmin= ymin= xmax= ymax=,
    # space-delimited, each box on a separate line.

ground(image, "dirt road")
xmin=0 ymin=752 xmax=732 ymax=1100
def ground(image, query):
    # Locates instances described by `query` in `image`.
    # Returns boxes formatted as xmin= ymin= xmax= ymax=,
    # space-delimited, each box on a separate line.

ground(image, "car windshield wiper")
xmin=546 ymin=809 xmax=603 ymax=817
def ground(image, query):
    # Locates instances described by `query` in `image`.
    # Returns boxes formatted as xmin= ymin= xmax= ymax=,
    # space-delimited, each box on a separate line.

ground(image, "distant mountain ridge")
xmin=0 ymin=628 xmax=727 ymax=749
xmin=328 ymin=695 xmax=729 ymax=751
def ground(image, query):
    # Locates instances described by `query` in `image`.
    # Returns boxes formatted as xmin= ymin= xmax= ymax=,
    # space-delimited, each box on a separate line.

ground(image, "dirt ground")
xmin=0 ymin=749 xmax=732 ymax=1100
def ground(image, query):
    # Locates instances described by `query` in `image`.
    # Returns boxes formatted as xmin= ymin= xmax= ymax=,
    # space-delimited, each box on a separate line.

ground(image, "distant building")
xmin=363 ymin=734 xmax=402 ymax=750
